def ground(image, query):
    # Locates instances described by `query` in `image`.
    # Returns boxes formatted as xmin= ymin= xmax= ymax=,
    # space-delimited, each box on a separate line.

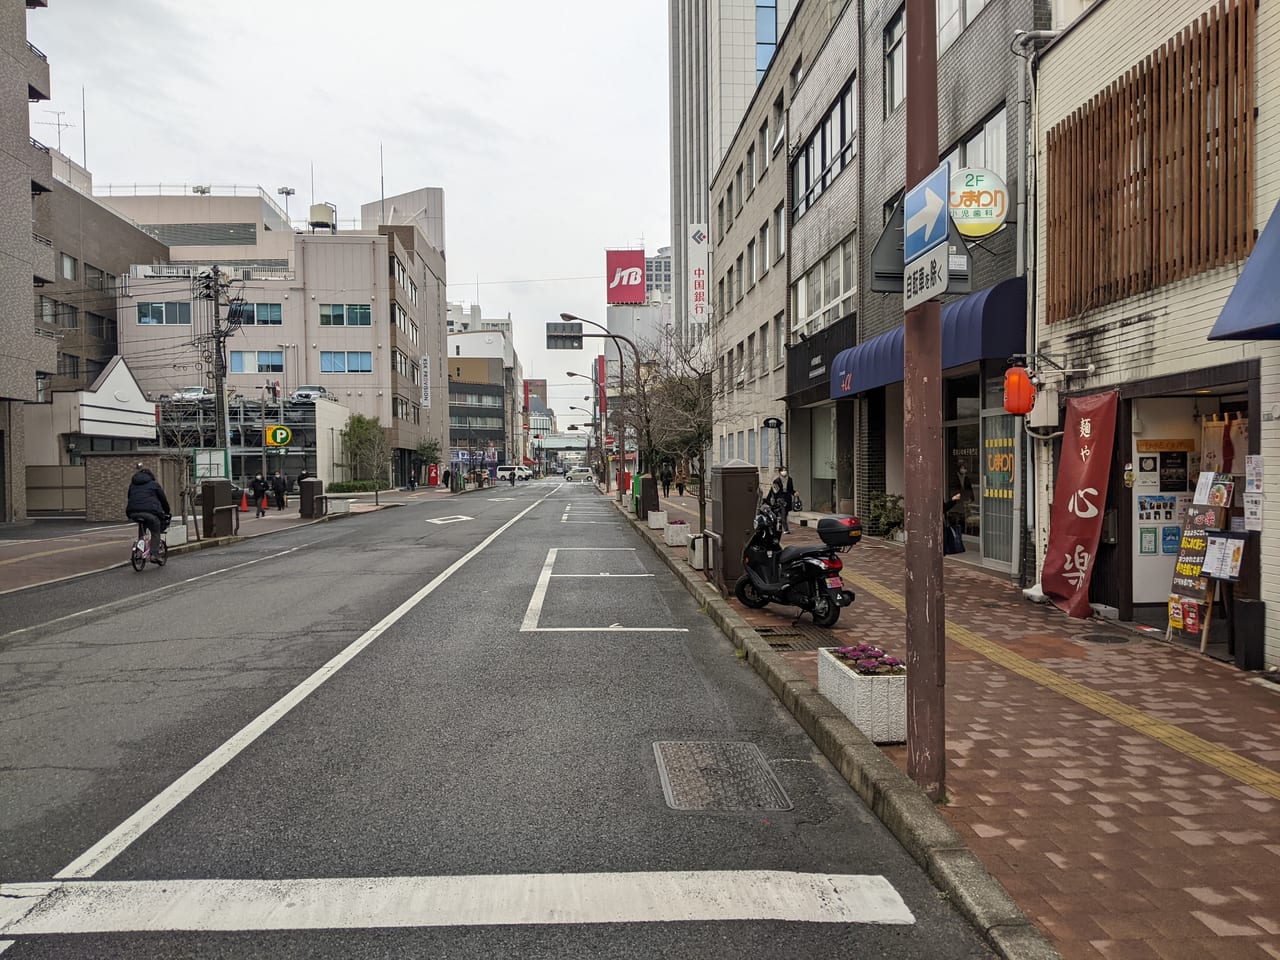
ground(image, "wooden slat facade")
xmin=1046 ymin=0 xmax=1256 ymax=323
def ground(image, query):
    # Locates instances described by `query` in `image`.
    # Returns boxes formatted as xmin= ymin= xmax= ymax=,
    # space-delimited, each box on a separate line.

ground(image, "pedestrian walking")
xmin=441 ymin=467 xmax=451 ymax=489
xmin=660 ymin=463 xmax=674 ymax=498
xmin=675 ymin=468 xmax=687 ymax=497
xmin=250 ymin=473 xmax=269 ymax=518
xmin=408 ymin=471 xmax=417 ymax=492
xmin=271 ymin=471 xmax=287 ymax=511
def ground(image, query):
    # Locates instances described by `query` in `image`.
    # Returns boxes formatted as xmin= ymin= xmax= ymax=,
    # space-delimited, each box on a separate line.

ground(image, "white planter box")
xmin=817 ymin=648 xmax=907 ymax=744
xmin=688 ymin=535 xmax=706 ymax=569
xmin=664 ymin=522 xmax=690 ymax=547
xmin=164 ymin=524 xmax=188 ymax=547
xmin=328 ymin=498 xmax=351 ymax=515
xmin=647 ymin=510 xmax=667 ymax=530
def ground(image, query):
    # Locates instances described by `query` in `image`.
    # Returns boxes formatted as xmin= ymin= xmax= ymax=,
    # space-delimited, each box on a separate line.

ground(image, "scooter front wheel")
xmin=812 ymin=589 xmax=840 ymax=627
xmin=734 ymin=575 xmax=769 ymax=609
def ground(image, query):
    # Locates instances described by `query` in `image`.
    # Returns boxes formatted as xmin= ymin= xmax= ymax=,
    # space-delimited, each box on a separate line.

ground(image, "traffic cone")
xmin=239 ymin=489 xmax=249 ymax=512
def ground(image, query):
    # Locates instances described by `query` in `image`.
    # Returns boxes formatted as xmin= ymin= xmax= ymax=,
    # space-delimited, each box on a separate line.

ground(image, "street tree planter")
xmin=817 ymin=647 xmax=907 ymax=744
xmin=647 ymin=510 xmax=668 ymax=530
xmin=664 ymin=519 xmax=690 ymax=547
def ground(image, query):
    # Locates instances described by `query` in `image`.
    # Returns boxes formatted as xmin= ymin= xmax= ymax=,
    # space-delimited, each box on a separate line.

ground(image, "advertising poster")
xmin=1246 ymin=455 xmax=1264 ymax=493
xmin=1136 ymin=494 xmax=1178 ymax=523
xmin=1137 ymin=455 xmax=1159 ymax=487
xmin=1245 ymin=493 xmax=1264 ymax=531
xmin=1159 ymin=451 xmax=1188 ymax=492
xmin=1161 ymin=526 xmax=1182 ymax=554
xmin=1169 ymin=503 xmax=1227 ymax=597
xmin=1140 ymin=527 xmax=1157 ymax=554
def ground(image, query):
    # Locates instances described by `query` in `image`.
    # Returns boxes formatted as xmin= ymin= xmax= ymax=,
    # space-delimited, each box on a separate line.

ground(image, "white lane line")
xmin=0 ymin=872 xmax=913 ymax=934
xmin=0 ymin=542 xmax=326 ymax=640
xmin=521 ymin=548 xmax=557 ymax=631
xmin=54 ymin=495 xmax=551 ymax=881
xmin=0 ymin=940 xmax=13 ymax=955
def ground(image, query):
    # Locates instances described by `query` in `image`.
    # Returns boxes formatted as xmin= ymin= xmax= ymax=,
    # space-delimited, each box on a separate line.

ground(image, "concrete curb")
xmin=615 ymin=499 xmax=1059 ymax=960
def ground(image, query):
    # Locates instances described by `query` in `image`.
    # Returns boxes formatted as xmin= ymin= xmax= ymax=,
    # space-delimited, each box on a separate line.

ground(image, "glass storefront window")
xmin=945 ymin=373 xmax=980 ymax=420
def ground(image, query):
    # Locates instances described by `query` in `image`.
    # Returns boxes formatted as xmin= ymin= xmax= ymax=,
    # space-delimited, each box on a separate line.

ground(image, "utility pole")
xmin=192 ymin=266 xmax=238 ymax=462
xmin=903 ymin=0 xmax=946 ymax=801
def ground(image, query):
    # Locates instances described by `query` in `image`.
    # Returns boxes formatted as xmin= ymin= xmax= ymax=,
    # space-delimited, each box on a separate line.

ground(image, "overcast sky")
xmin=28 ymin=0 xmax=671 ymax=427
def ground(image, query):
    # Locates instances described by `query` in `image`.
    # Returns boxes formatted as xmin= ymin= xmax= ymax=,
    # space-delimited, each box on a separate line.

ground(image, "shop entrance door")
xmin=982 ymin=413 xmax=1015 ymax=565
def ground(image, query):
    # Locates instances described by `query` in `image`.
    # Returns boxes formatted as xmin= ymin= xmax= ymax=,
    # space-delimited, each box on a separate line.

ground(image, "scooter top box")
xmin=817 ymin=515 xmax=862 ymax=547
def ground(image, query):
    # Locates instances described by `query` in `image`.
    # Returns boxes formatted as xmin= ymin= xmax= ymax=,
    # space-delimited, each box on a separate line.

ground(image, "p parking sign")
xmin=266 ymin=425 xmax=292 ymax=447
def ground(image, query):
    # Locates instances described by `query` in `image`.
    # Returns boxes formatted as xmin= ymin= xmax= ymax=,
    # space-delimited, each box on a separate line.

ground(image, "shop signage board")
xmin=1166 ymin=487 xmax=1231 ymax=650
xmin=949 ymin=166 xmax=1008 ymax=238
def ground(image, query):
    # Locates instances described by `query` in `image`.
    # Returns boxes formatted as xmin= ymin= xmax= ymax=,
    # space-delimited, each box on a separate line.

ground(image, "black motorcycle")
xmin=734 ymin=504 xmax=861 ymax=627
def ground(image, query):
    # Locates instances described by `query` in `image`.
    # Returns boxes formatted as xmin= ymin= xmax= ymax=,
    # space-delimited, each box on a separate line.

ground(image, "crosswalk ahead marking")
xmin=0 ymin=871 xmax=914 ymax=934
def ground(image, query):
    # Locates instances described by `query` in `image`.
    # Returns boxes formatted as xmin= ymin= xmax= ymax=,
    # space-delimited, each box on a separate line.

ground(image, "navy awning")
xmin=1209 ymin=200 xmax=1280 ymax=340
xmin=830 ymin=276 xmax=1027 ymax=399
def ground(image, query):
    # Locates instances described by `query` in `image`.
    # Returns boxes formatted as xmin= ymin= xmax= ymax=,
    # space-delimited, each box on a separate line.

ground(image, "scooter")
xmin=733 ymin=504 xmax=860 ymax=627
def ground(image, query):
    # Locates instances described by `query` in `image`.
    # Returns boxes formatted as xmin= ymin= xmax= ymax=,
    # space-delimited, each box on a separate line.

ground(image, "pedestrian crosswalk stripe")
xmin=0 ymin=872 xmax=913 ymax=935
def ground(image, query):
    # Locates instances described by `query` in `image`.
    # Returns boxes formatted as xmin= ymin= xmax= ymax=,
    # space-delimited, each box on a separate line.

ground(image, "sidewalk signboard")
xmin=1166 ymin=473 xmax=1235 ymax=650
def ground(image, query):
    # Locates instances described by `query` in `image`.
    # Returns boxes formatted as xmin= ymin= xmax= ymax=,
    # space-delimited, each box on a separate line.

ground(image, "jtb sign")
xmin=606 ymin=249 xmax=645 ymax=304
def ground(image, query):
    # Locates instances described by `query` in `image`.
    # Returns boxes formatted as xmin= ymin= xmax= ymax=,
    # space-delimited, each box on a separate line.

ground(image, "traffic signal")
xmin=546 ymin=321 xmax=583 ymax=350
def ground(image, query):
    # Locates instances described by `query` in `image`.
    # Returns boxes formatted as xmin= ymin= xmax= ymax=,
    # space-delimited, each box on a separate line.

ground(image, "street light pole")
xmin=567 ymin=370 xmax=608 ymax=492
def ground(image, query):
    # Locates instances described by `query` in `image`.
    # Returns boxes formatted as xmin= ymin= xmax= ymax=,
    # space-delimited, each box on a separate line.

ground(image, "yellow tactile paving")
xmin=846 ymin=571 xmax=1280 ymax=801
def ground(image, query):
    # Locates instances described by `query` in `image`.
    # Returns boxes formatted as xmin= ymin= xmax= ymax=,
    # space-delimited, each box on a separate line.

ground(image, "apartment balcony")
xmin=25 ymin=41 xmax=50 ymax=101
xmin=29 ymin=137 xmax=53 ymax=194
xmin=31 ymin=230 xmax=55 ymax=285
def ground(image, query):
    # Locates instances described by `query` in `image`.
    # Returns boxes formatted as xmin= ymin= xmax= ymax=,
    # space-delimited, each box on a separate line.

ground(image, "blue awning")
xmin=830 ymin=276 xmax=1027 ymax=399
xmin=1209 ymin=200 xmax=1280 ymax=340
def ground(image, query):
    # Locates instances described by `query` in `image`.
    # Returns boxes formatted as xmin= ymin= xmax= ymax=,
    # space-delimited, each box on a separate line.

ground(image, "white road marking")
xmin=0 ymin=940 xmax=13 ymax=955
xmin=0 ymin=542 xmax=324 ymax=640
xmin=423 ymin=515 xmax=472 ymax=525
xmin=54 ymin=496 xmax=551 ymax=880
xmin=0 ymin=872 xmax=913 ymax=934
xmin=519 ymin=549 xmax=687 ymax=633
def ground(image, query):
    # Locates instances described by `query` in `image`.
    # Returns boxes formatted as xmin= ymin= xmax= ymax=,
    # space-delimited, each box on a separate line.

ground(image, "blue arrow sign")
xmin=903 ymin=162 xmax=951 ymax=264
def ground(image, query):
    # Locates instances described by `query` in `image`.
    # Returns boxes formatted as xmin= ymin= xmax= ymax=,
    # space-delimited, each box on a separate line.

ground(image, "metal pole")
xmin=260 ymin=382 xmax=268 ymax=480
xmin=904 ymin=0 xmax=945 ymax=801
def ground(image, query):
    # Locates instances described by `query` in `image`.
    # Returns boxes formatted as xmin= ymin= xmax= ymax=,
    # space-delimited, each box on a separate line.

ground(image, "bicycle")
xmin=129 ymin=517 xmax=169 ymax=572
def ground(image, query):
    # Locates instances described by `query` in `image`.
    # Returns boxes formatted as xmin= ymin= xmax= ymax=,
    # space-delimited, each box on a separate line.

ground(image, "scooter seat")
xmin=778 ymin=544 xmax=831 ymax=564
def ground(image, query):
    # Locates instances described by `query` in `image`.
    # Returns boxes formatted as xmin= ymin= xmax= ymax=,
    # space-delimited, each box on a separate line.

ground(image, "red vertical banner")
xmin=1042 ymin=390 xmax=1120 ymax=618
xmin=596 ymin=354 xmax=608 ymax=423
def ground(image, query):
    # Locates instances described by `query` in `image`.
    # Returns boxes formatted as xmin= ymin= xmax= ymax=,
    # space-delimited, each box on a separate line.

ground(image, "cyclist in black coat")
xmin=125 ymin=465 xmax=170 ymax=557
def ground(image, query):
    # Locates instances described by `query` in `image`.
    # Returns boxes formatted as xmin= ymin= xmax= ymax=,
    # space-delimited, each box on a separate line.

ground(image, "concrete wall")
xmin=84 ymin=453 xmax=186 ymax=523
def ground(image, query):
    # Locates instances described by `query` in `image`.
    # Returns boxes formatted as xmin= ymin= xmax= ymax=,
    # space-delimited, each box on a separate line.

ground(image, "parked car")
xmin=566 ymin=466 xmax=593 ymax=483
xmin=496 ymin=465 xmax=535 ymax=482
xmin=170 ymin=385 xmax=214 ymax=405
xmin=289 ymin=385 xmax=336 ymax=403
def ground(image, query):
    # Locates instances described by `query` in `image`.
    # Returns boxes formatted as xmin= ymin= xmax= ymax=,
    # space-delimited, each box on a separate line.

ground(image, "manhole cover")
xmin=1080 ymin=633 xmax=1132 ymax=645
xmin=653 ymin=741 xmax=792 ymax=811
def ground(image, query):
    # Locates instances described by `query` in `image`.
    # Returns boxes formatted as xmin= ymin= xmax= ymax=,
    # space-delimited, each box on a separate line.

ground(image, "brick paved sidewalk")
xmin=651 ymin=492 xmax=1280 ymax=960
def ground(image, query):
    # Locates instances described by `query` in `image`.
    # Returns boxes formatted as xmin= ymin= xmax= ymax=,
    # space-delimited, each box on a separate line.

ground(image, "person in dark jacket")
xmin=250 ymin=473 xmax=269 ymax=518
xmin=125 ymin=464 xmax=170 ymax=559
xmin=271 ymin=471 xmax=287 ymax=511
xmin=766 ymin=467 xmax=796 ymax=534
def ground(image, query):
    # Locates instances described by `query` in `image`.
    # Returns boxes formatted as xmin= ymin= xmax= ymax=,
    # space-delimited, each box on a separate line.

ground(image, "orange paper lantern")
xmin=1003 ymin=366 xmax=1036 ymax=416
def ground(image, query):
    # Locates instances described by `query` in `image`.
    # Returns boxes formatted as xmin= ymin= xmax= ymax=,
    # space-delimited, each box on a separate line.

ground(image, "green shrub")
xmin=326 ymin=480 xmax=393 ymax=493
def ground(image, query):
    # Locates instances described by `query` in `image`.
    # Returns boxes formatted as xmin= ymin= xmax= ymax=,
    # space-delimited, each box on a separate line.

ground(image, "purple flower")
xmin=881 ymin=657 xmax=902 ymax=667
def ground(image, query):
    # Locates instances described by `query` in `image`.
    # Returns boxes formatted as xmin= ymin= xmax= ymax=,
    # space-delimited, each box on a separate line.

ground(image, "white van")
xmin=565 ymin=466 xmax=593 ymax=483
xmin=496 ymin=465 xmax=534 ymax=482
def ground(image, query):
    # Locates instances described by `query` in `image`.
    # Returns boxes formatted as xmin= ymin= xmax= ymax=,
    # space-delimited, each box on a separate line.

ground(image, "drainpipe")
xmin=1012 ymin=28 xmax=1058 ymax=585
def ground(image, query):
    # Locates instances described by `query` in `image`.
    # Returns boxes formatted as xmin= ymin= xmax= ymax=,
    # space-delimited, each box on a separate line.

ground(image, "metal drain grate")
xmin=1080 ymin=633 xmax=1132 ymax=645
xmin=755 ymin=624 xmax=835 ymax=651
xmin=653 ymin=741 xmax=792 ymax=811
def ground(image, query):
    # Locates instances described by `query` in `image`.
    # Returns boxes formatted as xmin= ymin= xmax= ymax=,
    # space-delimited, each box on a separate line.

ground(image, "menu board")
xmin=1200 ymin=533 xmax=1246 ymax=581
xmin=1170 ymin=504 xmax=1227 ymax=596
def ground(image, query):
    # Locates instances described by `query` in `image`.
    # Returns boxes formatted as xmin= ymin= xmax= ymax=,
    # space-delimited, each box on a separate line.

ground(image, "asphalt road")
xmin=0 ymin=481 xmax=992 ymax=958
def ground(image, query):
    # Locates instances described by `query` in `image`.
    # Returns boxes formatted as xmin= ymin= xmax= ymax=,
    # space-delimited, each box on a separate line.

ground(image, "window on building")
xmin=230 ymin=350 xmax=284 ymax=374
xmin=85 ymin=312 xmax=107 ymax=338
xmin=84 ymin=264 xmax=105 ymax=290
xmin=137 ymin=301 xmax=192 ymax=325
xmin=56 ymin=303 xmax=77 ymax=328
xmin=718 ymin=199 xmax=725 ymax=239
xmin=746 ymin=239 xmax=757 ymax=288
xmin=727 ymin=184 xmax=734 ymax=225
xmin=792 ymin=76 xmax=858 ymax=219
xmin=726 ymin=267 xmax=735 ymax=313
xmin=759 ymin=120 xmax=770 ymax=173
xmin=942 ymin=105 xmax=1007 ymax=182
xmin=939 ymin=0 xmax=989 ymax=53
xmin=735 ymin=343 xmax=745 ymax=385
xmin=760 ymin=221 xmax=770 ymax=275
xmin=735 ymin=254 xmax=745 ymax=300
xmin=774 ymin=312 xmax=786 ymax=366
xmin=774 ymin=204 xmax=786 ymax=259
xmin=885 ymin=7 xmax=906 ymax=115
xmin=56 ymin=353 xmax=79 ymax=377
xmin=60 ymin=253 xmax=77 ymax=281
xmin=746 ymin=333 xmax=756 ymax=380
xmin=793 ymin=234 xmax=857 ymax=337
xmin=253 ymin=303 xmax=283 ymax=325
xmin=757 ymin=0 xmax=778 ymax=83
xmin=37 ymin=296 xmax=55 ymax=325
xmin=789 ymin=58 xmax=803 ymax=94
xmin=735 ymin=166 xmax=744 ymax=211
xmin=725 ymin=350 xmax=735 ymax=392
xmin=772 ymin=94 xmax=785 ymax=152
xmin=320 ymin=303 xmax=373 ymax=326
xmin=759 ymin=323 xmax=770 ymax=375
xmin=746 ymin=146 xmax=756 ymax=192
xmin=717 ymin=278 xmax=725 ymax=319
